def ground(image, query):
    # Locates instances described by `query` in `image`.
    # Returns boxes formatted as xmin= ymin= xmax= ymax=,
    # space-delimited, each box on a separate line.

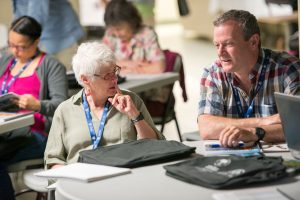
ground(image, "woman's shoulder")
xmin=38 ymin=53 xmax=66 ymax=72
xmin=55 ymin=95 xmax=78 ymax=113
xmin=121 ymin=89 xmax=142 ymax=101
xmin=42 ymin=54 xmax=64 ymax=66
xmin=121 ymin=89 xmax=137 ymax=97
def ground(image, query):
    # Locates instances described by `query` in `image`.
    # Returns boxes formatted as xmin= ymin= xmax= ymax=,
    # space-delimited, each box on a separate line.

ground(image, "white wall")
xmin=155 ymin=0 xmax=179 ymax=23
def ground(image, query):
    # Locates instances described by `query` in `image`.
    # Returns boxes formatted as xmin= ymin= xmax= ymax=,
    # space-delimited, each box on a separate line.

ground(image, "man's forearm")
xmin=260 ymin=124 xmax=284 ymax=143
xmin=198 ymin=114 xmax=281 ymax=139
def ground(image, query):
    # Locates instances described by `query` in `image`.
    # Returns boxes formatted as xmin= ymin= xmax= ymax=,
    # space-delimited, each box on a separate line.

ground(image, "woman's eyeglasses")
xmin=7 ymin=41 xmax=34 ymax=51
xmin=94 ymin=66 xmax=121 ymax=80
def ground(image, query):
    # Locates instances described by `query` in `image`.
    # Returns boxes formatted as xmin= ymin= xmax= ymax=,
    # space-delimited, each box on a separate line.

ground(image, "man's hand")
xmin=219 ymin=126 xmax=257 ymax=148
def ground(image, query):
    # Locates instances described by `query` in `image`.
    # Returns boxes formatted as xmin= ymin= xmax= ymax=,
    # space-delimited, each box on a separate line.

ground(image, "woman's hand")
xmin=108 ymin=85 xmax=139 ymax=119
xmin=18 ymin=94 xmax=41 ymax=111
xmin=118 ymin=60 xmax=143 ymax=75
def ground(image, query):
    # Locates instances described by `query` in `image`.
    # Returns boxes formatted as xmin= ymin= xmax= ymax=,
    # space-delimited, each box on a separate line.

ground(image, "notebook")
xmin=0 ymin=92 xmax=20 ymax=112
xmin=35 ymin=163 xmax=131 ymax=182
xmin=274 ymin=92 xmax=300 ymax=160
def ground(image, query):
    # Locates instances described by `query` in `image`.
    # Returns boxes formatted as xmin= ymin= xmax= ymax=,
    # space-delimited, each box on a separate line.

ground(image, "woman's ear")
xmin=81 ymin=74 xmax=90 ymax=86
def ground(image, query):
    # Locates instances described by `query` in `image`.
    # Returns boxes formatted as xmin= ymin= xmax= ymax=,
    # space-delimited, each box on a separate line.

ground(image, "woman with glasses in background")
xmin=0 ymin=16 xmax=67 ymax=199
xmin=44 ymin=41 xmax=164 ymax=170
xmin=102 ymin=0 xmax=169 ymax=104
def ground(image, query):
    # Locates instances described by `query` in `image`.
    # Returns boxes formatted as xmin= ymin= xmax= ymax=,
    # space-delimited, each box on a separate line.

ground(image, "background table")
xmin=67 ymin=72 xmax=179 ymax=96
xmin=119 ymin=72 xmax=179 ymax=93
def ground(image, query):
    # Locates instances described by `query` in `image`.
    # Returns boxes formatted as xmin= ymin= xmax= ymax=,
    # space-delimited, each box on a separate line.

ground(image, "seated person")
xmin=0 ymin=16 xmax=68 ymax=199
xmin=44 ymin=42 xmax=164 ymax=170
xmin=102 ymin=0 xmax=168 ymax=103
xmin=198 ymin=10 xmax=300 ymax=148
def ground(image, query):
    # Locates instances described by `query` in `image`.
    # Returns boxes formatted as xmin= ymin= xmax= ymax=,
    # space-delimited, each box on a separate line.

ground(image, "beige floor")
xmin=14 ymin=22 xmax=216 ymax=200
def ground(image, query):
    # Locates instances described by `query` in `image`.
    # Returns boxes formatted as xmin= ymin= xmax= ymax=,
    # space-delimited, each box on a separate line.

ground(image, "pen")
xmin=206 ymin=142 xmax=244 ymax=148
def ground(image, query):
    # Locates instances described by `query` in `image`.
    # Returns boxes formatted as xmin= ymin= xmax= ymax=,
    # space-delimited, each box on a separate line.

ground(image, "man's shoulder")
xmin=268 ymin=49 xmax=300 ymax=65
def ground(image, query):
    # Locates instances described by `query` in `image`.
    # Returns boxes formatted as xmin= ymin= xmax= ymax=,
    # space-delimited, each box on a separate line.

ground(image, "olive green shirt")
xmin=44 ymin=89 xmax=164 ymax=169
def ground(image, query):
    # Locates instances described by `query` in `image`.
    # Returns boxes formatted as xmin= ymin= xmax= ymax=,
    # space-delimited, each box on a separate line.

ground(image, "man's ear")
xmin=249 ymin=34 xmax=260 ymax=48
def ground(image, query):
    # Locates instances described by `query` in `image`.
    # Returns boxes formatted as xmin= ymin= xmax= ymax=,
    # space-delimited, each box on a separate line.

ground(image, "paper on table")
xmin=261 ymin=143 xmax=289 ymax=153
xmin=35 ymin=163 xmax=131 ymax=182
xmin=202 ymin=140 xmax=262 ymax=156
xmin=212 ymin=188 xmax=291 ymax=200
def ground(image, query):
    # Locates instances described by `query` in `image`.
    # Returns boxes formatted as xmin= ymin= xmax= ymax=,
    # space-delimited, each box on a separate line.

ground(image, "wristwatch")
xmin=131 ymin=112 xmax=144 ymax=124
xmin=255 ymin=127 xmax=266 ymax=142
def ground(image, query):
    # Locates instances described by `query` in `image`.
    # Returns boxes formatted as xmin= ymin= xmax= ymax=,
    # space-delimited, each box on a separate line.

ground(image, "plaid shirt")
xmin=198 ymin=48 xmax=300 ymax=118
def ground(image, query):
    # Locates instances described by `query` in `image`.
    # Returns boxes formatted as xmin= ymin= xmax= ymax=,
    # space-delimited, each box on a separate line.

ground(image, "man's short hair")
xmin=213 ymin=9 xmax=260 ymax=41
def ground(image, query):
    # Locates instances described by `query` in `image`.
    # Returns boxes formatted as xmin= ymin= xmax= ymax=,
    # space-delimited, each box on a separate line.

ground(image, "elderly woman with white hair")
xmin=44 ymin=41 xmax=164 ymax=169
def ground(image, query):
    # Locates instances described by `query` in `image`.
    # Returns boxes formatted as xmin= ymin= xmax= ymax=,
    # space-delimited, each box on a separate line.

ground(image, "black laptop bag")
xmin=78 ymin=139 xmax=196 ymax=168
xmin=164 ymin=155 xmax=287 ymax=189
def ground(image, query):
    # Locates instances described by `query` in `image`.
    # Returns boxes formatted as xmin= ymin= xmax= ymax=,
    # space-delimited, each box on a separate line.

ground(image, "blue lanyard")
xmin=82 ymin=92 xmax=110 ymax=149
xmin=232 ymin=51 xmax=270 ymax=118
xmin=1 ymin=58 xmax=34 ymax=94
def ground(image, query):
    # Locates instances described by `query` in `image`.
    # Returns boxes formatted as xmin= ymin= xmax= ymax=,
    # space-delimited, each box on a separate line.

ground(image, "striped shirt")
xmin=198 ymin=48 xmax=300 ymax=118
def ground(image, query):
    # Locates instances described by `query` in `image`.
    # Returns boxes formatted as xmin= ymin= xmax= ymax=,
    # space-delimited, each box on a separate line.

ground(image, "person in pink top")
xmin=0 ymin=16 xmax=68 ymax=199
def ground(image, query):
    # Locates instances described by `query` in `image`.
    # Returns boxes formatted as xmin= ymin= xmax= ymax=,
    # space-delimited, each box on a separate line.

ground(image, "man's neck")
xmin=233 ymin=66 xmax=254 ymax=95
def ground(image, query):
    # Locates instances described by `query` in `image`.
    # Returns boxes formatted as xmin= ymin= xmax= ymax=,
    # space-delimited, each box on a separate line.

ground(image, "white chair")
xmin=22 ymin=168 xmax=50 ymax=200
xmin=7 ymin=159 xmax=48 ymax=200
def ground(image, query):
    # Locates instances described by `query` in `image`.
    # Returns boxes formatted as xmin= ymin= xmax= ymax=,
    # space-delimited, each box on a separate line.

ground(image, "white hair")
xmin=72 ymin=41 xmax=116 ymax=86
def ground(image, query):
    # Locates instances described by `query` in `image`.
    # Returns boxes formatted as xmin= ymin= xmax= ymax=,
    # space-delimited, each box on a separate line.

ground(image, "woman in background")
xmin=102 ymin=0 xmax=168 ymax=103
xmin=0 ymin=16 xmax=67 ymax=199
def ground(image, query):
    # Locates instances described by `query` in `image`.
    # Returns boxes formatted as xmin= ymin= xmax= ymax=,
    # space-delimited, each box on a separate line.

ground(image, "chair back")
xmin=146 ymin=49 xmax=185 ymax=141
xmin=164 ymin=49 xmax=187 ymax=102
